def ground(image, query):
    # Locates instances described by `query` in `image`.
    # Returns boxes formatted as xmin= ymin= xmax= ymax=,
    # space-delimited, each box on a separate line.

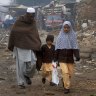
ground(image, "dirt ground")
xmin=0 ymin=29 xmax=96 ymax=96
xmin=0 ymin=47 xmax=96 ymax=96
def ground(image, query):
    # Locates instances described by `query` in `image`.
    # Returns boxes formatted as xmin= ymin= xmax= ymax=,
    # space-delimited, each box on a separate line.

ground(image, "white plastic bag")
xmin=52 ymin=62 xmax=59 ymax=85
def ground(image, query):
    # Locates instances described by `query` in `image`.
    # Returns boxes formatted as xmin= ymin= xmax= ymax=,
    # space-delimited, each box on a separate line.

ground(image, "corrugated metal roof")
xmin=60 ymin=0 xmax=76 ymax=4
xmin=0 ymin=6 xmax=8 ymax=13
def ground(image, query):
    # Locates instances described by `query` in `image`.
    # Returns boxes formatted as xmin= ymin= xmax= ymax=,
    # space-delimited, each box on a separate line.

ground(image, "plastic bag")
xmin=52 ymin=62 xmax=59 ymax=85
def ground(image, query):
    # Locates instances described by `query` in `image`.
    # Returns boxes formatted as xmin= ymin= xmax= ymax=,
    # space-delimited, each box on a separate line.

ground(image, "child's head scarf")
xmin=55 ymin=21 xmax=79 ymax=50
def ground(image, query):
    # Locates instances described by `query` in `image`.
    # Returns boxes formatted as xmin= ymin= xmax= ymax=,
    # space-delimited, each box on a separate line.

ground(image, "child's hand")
xmin=52 ymin=62 xmax=57 ymax=68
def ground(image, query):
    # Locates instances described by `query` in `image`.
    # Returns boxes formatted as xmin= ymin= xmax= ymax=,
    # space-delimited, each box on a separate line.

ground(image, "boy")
xmin=41 ymin=35 xmax=56 ymax=86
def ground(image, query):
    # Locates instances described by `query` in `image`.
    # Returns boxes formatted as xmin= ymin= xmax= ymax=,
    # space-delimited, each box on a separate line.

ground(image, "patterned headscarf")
xmin=55 ymin=21 xmax=79 ymax=50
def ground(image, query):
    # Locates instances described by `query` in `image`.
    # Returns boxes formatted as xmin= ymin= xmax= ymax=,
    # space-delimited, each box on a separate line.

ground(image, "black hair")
xmin=46 ymin=35 xmax=54 ymax=42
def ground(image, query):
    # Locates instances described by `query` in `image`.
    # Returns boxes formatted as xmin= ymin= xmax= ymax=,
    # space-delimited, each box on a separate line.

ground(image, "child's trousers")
xmin=59 ymin=63 xmax=74 ymax=89
xmin=42 ymin=63 xmax=53 ymax=82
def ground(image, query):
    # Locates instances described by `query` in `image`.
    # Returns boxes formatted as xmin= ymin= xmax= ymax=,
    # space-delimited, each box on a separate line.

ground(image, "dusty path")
xmin=0 ymin=48 xmax=96 ymax=96
xmin=0 ymin=29 xmax=96 ymax=96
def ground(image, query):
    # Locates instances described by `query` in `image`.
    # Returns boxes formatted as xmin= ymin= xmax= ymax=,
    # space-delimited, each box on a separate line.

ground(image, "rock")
xmin=9 ymin=65 xmax=16 ymax=71
xmin=0 ymin=77 xmax=5 ymax=81
xmin=91 ymin=53 xmax=96 ymax=58
xmin=80 ymin=47 xmax=92 ymax=53
xmin=80 ymin=53 xmax=91 ymax=58
xmin=92 ymin=47 xmax=96 ymax=52
xmin=91 ymin=53 xmax=96 ymax=61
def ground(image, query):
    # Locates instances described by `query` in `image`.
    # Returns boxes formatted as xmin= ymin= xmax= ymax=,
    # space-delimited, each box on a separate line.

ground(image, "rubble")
xmin=77 ymin=28 xmax=96 ymax=61
xmin=0 ymin=27 xmax=96 ymax=96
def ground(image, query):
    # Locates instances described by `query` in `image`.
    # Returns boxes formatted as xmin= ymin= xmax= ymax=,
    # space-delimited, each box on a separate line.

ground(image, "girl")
xmin=55 ymin=21 xmax=80 ymax=94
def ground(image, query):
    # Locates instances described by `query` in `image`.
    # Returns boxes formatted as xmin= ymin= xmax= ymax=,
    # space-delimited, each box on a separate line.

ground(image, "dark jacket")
xmin=55 ymin=49 xmax=80 ymax=63
xmin=41 ymin=44 xmax=55 ymax=63
xmin=8 ymin=15 xmax=41 ymax=51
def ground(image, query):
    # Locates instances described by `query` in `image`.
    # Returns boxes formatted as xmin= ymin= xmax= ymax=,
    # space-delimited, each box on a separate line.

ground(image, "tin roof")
xmin=60 ymin=0 xmax=76 ymax=4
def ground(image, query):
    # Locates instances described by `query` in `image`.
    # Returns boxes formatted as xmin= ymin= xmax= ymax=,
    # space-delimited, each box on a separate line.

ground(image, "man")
xmin=8 ymin=7 xmax=41 ymax=88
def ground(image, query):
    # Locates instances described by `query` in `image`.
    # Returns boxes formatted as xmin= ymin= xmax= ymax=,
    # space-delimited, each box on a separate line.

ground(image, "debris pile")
xmin=77 ymin=29 xmax=96 ymax=61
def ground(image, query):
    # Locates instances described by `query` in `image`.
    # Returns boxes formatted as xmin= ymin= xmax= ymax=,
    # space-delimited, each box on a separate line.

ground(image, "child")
xmin=55 ymin=21 xmax=80 ymax=94
xmin=41 ymin=35 xmax=56 ymax=86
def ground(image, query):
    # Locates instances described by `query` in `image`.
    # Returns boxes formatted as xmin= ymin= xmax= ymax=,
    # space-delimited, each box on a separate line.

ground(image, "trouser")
xmin=16 ymin=58 xmax=26 ymax=85
xmin=15 ymin=55 xmax=36 ymax=86
xmin=42 ymin=63 xmax=52 ymax=82
xmin=59 ymin=63 xmax=74 ymax=89
xmin=16 ymin=59 xmax=36 ymax=86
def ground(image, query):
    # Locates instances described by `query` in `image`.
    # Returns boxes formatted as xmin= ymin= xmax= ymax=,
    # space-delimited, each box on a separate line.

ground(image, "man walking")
xmin=8 ymin=7 xmax=41 ymax=88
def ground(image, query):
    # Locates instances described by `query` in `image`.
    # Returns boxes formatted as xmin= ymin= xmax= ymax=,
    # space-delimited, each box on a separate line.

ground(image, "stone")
xmin=80 ymin=53 xmax=91 ymax=58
